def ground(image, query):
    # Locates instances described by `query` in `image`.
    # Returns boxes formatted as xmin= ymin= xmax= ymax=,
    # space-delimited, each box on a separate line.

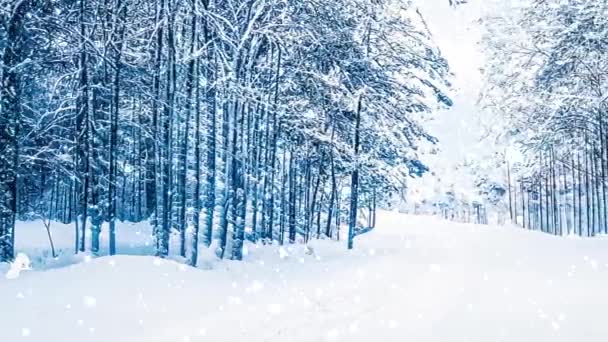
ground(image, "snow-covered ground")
xmin=3 ymin=212 xmax=608 ymax=342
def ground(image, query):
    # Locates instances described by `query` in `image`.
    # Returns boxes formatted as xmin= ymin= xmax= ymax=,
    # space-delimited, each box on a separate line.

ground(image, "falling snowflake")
xmin=246 ymin=280 xmax=264 ymax=294
xmin=83 ymin=296 xmax=97 ymax=308
xmin=590 ymin=259 xmax=598 ymax=270
xmin=227 ymin=296 xmax=243 ymax=305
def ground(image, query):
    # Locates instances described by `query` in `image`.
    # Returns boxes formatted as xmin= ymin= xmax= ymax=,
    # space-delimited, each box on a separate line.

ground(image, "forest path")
xmin=3 ymin=212 xmax=608 ymax=342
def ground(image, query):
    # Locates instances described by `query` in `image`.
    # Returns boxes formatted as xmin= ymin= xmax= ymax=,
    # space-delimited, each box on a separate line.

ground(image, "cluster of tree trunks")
xmin=0 ymin=0 xmax=448 ymax=263
xmin=507 ymin=141 xmax=608 ymax=236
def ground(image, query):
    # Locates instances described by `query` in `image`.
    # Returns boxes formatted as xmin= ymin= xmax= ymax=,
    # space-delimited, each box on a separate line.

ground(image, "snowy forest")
xmin=5 ymin=1 xmax=608 ymax=341
xmin=0 ymin=0 xmax=451 ymax=264
xmin=481 ymin=0 xmax=608 ymax=237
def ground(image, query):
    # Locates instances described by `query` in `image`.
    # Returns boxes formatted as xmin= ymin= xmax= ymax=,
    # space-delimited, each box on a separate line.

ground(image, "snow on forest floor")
xmin=3 ymin=212 xmax=608 ymax=342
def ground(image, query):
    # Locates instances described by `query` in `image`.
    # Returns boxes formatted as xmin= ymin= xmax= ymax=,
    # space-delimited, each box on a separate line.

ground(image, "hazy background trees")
xmin=481 ymin=0 xmax=608 ymax=236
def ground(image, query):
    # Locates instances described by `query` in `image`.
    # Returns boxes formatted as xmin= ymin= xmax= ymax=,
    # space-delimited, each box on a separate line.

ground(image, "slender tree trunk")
xmin=521 ymin=180 xmax=526 ymax=229
xmin=326 ymin=132 xmax=337 ymax=238
xmin=250 ymin=106 xmax=262 ymax=242
xmin=539 ymin=166 xmax=544 ymax=232
xmin=585 ymin=136 xmax=591 ymax=236
xmin=551 ymin=148 xmax=559 ymax=235
xmin=159 ymin=0 xmax=175 ymax=257
xmin=507 ymin=161 xmax=513 ymax=223
xmin=203 ymin=10 xmax=217 ymax=247
xmin=593 ymin=144 xmax=601 ymax=236
xmin=571 ymin=153 xmax=576 ymax=235
xmin=526 ymin=188 xmax=532 ymax=229
xmin=149 ymin=0 xmax=164 ymax=247
xmin=590 ymin=146 xmax=596 ymax=236
xmin=178 ymin=77 xmax=192 ymax=258
xmin=601 ymin=116 xmax=608 ymax=234
xmin=108 ymin=0 xmax=126 ymax=256
xmin=545 ymin=155 xmax=550 ymax=234
xmin=578 ymin=151 xmax=583 ymax=236
xmin=189 ymin=0 xmax=200 ymax=266
xmin=76 ymin=0 xmax=91 ymax=253
xmin=348 ymin=96 xmax=363 ymax=250
xmin=311 ymin=165 xmax=322 ymax=238
xmin=279 ymin=149 xmax=287 ymax=245
xmin=266 ymin=47 xmax=282 ymax=242
xmin=288 ymin=151 xmax=297 ymax=243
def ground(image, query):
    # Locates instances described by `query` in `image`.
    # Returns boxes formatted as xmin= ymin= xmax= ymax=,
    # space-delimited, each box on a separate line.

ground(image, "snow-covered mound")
xmin=3 ymin=211 xmax=608 ymax=341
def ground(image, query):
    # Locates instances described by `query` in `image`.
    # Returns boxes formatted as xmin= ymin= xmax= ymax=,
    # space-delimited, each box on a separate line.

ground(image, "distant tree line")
xmin=482 ymin=0 xmax=608 ymax=236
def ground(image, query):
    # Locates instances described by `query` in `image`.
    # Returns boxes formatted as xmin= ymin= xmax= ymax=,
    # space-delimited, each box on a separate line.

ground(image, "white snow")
xmin=3 ymin=211 xmax=608 ymax=341
xmin=5 ymin=253 xmax=32 ymax=280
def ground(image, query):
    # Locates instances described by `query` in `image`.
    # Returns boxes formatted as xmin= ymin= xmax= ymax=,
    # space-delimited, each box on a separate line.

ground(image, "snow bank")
xmin=3 ymin=211 xmax=608 ymax=341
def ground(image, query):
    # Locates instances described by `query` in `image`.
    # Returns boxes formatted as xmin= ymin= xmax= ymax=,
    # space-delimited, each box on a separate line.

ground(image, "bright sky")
xmin=405 ymin=0 xmax=504 ymax=203
xmin=415 ymin=0 xmax=487 ymax=162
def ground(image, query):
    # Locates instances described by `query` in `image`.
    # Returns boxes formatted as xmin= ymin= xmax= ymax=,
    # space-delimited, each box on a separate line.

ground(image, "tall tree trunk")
xmin=578 ymin=151 xmax=583 ymax=236
xmin=325 ymin=136 xmax=337 ymax=238
xmin=348 ymin=96 xmax=363 ymax=250
xmin=600 ymin=115 xmax=608 ymax=234
xmin=203 ymin=6 xmax=217 ymax=247
xmin=76 ymin=0 xmax=90 ymax=253
xmin=551 ymin=148 xmax=559 ymax=235
xmin=507 ymin=160 xmax=513 ymax=223
xmin=232 ymin=101 xmax=247 ymax=260
xmin=571 ymin=153 xmax=576 ymax=235
xmin=585 ymin=135 xmax=591 ymax=236
xmin=159 ymin=0 xmax=175 ymax=257
xmin=288 ymin=151 xmax=297 ymax=243
xmin=547 ymin=156 xmax=552 ymax=233
xmin=0 ymin=0 xmax=30 ymax=262
xmin=178 ymin=80 xmax=192 ymax=258
xmin=279 ymin=149 xmax=287 ymax=245
xmin=311 ymin=165 xmax=322 ymax=238
xmin=250 ymin=106 xmax=262 ymax=242
xmin=520 ymin=180 xmax=526 ymax=229
xmin=108 ymin=0 xmax=127 ymax=256
xmin=593 ymin=144 xmax=601 ymax=236
xmin=149 ymin=0 xmax=164 ymax=245
xmin=266 ymin=47 xmax=282 ymax=242
xmin=189 ymin=0 xmax=200 ymax=266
